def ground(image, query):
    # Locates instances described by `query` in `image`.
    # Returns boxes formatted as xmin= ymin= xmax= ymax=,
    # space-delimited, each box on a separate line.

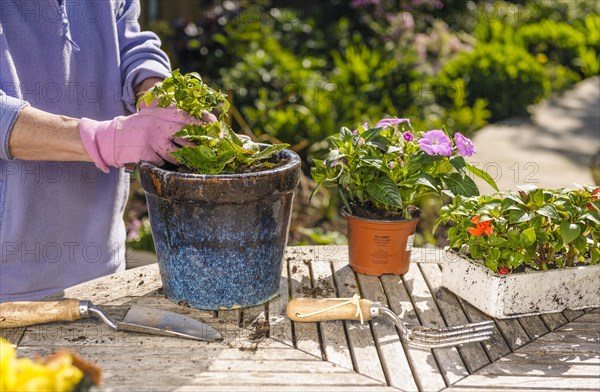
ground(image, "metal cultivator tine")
xmin=378 ymin=306 xmax=495 ymax=349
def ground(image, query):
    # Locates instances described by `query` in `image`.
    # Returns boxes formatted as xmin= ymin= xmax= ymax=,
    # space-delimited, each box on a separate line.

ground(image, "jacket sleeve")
xmin=0 ymin=90 xmax=29 ymax=160
xmin=116 ymin=0 xmax=171 ymax=113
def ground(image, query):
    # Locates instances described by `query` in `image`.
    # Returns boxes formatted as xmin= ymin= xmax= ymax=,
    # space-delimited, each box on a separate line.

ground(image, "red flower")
xmin=498 ymin=267 xmax=510 ymax=275
xmin=467 ymin=216 xmax=494 ymax=236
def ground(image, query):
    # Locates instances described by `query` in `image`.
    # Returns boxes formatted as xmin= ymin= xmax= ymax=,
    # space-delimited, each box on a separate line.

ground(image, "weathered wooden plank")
xmin=491 ymin=318 xmax=531 ymax=352
xmin=403 ymin=264 xmax=469 ymax=385
xmin=419 ymin=263 xmax=491 ymax=374
xmin=503 ymin=351 xmax=600 ymax=365
xmin=563 ymin=309 xmax=586 ymax=321
xmin=0 ymin=327 xmax=25 ymax=345
xmin=540 ymin=312 xmax=569 ymax=331
xmin=557 ymin=322 xmax=600 ymax=333
xmin=380 ymin=274 xmax=447 ymax=392
xmin=357 ymin=273 xmax=419 ymax=391
xmin=289 ymin=255 xmax=322 ymax=359
xmin=177 ymin=386 xmax=398 ymax=392
xmin=575 ymin=312 xmax=600 ymax=324
xmin=268 ymin=253 xmax=293 ymax=347
xmin=186 ymin=371 xmax=386 ymax=386
xmin=455 ymin=299 xmax=511 ymax=361
xmin=207 ymin=359 xmax=351 ymax=373
xmin=514 ymin=341 xmax=600 ymax=355
xmin=517 ymin=315 xmax=550 ymax=341
xmin=445 ymin=388 xmax=584 ymax=392
xmin=310 ymin=256 xmax=354 ymax=370
xmin=536 ymin=331 xmax=600 ymax=344
xmin=331 ymin=261 xmax=386 ymax=383
xmin=453 ymin=374 xmax=600 ymax=389
xmin=477 ymin=361 xmax=600 ymax=377
xmin=17 ymin=343 xmax=317 ymax=361
xmin=43 ymin=264 xmax=162 ymax=304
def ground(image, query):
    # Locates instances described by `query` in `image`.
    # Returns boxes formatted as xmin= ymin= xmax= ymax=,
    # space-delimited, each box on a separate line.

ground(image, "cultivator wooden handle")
xmin=286 ymin=297 xmax=375 ymax=323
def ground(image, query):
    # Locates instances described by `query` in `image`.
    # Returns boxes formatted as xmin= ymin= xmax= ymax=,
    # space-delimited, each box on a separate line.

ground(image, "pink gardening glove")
xmin=79 ymin=107 xmax=216 ymax=173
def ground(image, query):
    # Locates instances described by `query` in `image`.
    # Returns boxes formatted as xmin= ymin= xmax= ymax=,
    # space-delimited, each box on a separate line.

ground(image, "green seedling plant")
xmin=311 ymin=118 xmax=498 ymax=220
xmin=138 ymin=69 xmax=288 ymax=174
xmin=438 ymin=185 xmax=600 ymax=274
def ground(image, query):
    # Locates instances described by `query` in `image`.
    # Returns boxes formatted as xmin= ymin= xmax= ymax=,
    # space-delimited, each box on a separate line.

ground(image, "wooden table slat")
xmin=540 ymin=312 xmax=569 ymax=331
xmin=380 ymin=274 xmax=448 ymax=392
xmin=454 ymin=298 xmax=512 ymax=361
xmin=516 ymin=315 xmax=550 ymax=340
xmin=310 ymin=254 xmax=354 ymax=370
xmin=331 ymin=261 xmax=387 ymax=383
xmin=268 ymin=253 xmax=294 ymax=347
xmin=357 ymin=273 xmax=419 ymax=391
xmin=419 ymin=263 xmax=491 ymax=374
xmin=402 ymin=262 xmax=469 ymax=385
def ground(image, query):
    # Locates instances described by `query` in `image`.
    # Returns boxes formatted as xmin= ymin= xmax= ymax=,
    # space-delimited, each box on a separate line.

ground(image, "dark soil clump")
xmin=347 ymin=200 xmax=421 ymax=221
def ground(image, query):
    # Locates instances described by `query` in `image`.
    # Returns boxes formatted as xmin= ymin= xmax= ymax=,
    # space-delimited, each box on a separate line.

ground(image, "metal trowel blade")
xmin=117 ymin=306 xmax=222 ymax=342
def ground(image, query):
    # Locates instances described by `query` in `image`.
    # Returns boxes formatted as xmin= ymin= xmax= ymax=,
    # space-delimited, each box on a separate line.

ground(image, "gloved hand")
xmin=79 ymin=108 xmax=216 ymax=173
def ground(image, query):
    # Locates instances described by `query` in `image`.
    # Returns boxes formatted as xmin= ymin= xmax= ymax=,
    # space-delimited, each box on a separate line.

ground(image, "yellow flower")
xmin=0 ymin=339 xmax=84 ymax=392
xmin=535 ymin=53 xmax=548 ymax=64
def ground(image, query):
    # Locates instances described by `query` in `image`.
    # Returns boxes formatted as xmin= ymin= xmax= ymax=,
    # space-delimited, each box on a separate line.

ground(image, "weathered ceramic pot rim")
xmin=139 ymin=148 xmax=301 ymax=202
xmin=341 ymin=207 xmax=418 ymax=225
xmin=139 ymin=147 xmax=301 ymax=181
xmin=443 ymin=248 xmax=598 ymax=277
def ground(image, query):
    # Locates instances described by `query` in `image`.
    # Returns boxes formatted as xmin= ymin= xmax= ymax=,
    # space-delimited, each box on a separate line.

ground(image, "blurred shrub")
xmin=437 ymin=42 xmax=550 ymax=121
xmin=517 ymin=20 xmax=586 ymax=75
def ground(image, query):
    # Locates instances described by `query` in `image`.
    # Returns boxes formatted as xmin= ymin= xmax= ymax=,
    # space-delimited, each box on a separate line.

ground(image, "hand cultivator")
xmin=287 ymin=296 xmax=494 ymax=348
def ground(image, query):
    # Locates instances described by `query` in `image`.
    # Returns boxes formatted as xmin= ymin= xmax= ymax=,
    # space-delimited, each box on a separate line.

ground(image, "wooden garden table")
xmin=2 ymin=246 xmax=599 ymax=391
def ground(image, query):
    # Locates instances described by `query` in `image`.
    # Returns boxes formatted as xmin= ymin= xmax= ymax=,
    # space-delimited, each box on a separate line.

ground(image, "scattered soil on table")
xmin=291 ymin=265 xmax=298 ymax=274
xmin=68 ymin=336 xmax=87 ymax=342
xmin=239 ymin=343 xmax=259 ymax=352
xmin=248 ymin=321 xmax=270 ymax=342
xmin=295 ymin=279 xmax=335 ymax=297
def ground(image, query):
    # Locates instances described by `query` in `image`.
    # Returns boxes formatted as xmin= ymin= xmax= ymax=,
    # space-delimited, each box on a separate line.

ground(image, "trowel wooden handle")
xmin=286 ymin=298 xmax=374 ymax=322
xmin=0 ymin=299 xmax=83 ymax=328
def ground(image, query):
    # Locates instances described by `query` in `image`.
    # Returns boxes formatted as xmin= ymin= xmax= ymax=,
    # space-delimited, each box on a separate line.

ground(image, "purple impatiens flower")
xmin=454 ymin=132 xmax=476 ymax=157
xmin=402 ymin=131 xmax=414 ymax=142
xmin=376 ymin=118 xmax=411 ymax=128
xmin=418 ymin=130 xmax=452 ymax=156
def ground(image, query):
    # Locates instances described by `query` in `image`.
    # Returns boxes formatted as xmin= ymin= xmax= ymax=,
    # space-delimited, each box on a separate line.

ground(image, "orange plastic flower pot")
xmin=343 ymin=210 xmax=418 ymax=276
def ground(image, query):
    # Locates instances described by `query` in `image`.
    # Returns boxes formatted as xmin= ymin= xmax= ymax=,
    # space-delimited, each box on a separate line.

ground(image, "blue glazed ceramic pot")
xmin=139 ymin=149 xmax=301 ymax=310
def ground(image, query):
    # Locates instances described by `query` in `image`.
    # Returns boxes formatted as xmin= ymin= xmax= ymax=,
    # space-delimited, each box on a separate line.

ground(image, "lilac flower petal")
xmin=418 ymin=130 xmax=452 ymax=156
xmin=454 ymin=132 xmax=476 ymax=157
xmin=376 ymin=118 xmax=411 ymax=128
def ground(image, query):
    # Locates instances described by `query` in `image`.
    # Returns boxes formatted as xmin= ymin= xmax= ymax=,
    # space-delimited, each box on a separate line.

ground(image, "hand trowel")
xmin=0 ymin=299 xmax=222 ymax=342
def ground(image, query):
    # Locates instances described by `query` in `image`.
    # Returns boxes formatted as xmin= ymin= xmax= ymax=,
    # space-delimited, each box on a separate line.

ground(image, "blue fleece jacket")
xmin=0 ymin=0 xmax=171 ymax=301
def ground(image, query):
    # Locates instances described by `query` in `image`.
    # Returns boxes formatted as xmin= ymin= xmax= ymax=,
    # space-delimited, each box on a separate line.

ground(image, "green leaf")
xmin=509 ymin=210 xmax=533 ymax=224
xmin=414 ymin=172 xmax=442 ymax=192
xmin=449 ymin=156 xmax=466 ymax=172
xmin=360 ymin=127 xmax=384 ymax=143
xmin=520 ymin=227 xmax=537 ymax=246
xmin=536 ymin=205 xmax=560 ymax=220
xmin=366 ymin=175 xmax=402 ymax=208
xmin=559 ymin=221 xmax=581 ymax=244
xmin=444 ymin=173 xmax=479 ymax=197
xmin=532 ymin=189 xmax=545 ymax=206
xmin=466 ymin=163 xmax=499 ymax=191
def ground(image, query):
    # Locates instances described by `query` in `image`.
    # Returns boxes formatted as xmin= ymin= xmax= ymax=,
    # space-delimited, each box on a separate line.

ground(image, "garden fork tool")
xmin=287 ymin=295 xmax=494 ymax=348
